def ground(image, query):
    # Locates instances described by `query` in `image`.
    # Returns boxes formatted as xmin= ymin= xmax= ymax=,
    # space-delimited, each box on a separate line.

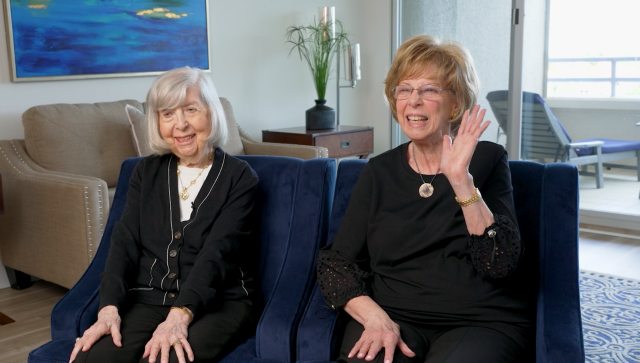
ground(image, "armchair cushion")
xmin=23 ymin=100 xmax=144 ymax=187
xmin=220 ymin=97 xmax=245 ymax=155
xmin=125 ymin=104 xmax=154 ymax=157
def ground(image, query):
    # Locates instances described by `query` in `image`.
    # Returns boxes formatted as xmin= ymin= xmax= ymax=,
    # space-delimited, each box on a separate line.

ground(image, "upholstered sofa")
xmin=0 ymin=99 xmax=328 ymax=289
xmin=28 ymin=157 xmax=584 ymax=363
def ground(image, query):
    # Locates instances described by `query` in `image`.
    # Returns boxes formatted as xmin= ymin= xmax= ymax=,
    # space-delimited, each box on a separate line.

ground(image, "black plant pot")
xmin=306 ymin=99 xmax=335 ymax=130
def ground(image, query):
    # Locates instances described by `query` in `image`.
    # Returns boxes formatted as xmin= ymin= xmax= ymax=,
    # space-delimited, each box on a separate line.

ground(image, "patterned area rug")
xmin=580 ymin=271 xmax=640 ymax=362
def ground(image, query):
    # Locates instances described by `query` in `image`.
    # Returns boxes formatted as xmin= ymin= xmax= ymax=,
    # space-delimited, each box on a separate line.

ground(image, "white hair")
xmin=146 ymin=66 xmax=228 ymax=155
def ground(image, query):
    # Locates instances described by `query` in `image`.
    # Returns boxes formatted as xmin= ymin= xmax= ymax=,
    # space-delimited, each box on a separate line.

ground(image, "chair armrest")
xmin=242 ymin=137 xmax=329 ymax=159
xmin=296 ymin=284 xmax=341 ymax=362
xmin=568 ymin=141 xmax=604 ymax=148
xmin=537 ymin=163 xmax=584 ymax=362
xmin=0 ymin=140 xmax=109 ymax=289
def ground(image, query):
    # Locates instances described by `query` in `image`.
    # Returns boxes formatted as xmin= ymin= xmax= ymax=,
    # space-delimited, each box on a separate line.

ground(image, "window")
xmin=547 ymin=0 xmax=640 ymax=98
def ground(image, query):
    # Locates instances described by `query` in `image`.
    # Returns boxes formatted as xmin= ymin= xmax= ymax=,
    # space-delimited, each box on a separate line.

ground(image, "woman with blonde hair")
xmin=318 ymin=35 xmax=533 ymax=362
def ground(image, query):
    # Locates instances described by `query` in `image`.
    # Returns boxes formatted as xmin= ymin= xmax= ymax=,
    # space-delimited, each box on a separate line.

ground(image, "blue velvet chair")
xmin=295 ymin=159 xmax=585 ymax=363
xmin=29 ymin=155 xmax=336 ymax=363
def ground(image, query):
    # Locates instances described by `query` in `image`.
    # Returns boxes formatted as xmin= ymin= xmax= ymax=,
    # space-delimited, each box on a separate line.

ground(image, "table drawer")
xmin=315 ymin=130 xmax=373 ymax=158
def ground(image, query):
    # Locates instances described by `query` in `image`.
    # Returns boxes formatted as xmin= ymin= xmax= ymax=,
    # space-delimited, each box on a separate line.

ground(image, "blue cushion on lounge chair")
xmin=574 ymin=138 xmax=640 ymax=156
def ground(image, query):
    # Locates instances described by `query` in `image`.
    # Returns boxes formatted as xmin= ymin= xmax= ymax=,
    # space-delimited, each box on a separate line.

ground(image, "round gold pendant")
xmin=419 ymin=183 xmax=434 ymax=198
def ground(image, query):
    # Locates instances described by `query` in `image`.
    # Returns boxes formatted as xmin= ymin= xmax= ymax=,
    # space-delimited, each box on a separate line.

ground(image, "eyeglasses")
xmin=391 ymin=85 xmax=454 ymax=100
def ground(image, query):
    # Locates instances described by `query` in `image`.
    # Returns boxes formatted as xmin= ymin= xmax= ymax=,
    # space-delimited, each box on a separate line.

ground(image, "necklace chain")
xmin=177 ymin=154 xmax=213 ymax=201
xmin=411 ymin=143 xmax=438 ymax=198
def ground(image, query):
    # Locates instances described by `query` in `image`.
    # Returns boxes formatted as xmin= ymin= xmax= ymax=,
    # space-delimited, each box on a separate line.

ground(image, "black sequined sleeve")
xmin=316 ymin=162 xmax=374 ymax=309
xmin=468 ymin=214 xmax=522 ymax=279
xmin=316 ymin=249 xmax=371 ymax=309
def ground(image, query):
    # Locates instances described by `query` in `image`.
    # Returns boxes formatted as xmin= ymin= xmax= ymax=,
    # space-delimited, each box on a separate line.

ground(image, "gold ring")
xmin=76 ymin=337 xmax=81 ymax=342
xmin=172 ymin=340 xmax=182 ymax=347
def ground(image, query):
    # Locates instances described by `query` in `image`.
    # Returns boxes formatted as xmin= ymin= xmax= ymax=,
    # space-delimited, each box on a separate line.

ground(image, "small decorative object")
xmin=286 ymin=7 xmax=350 ymax=129
xmin=336 ymin=43 xmax=362 ymax=126
xmin=3 ymin=1 xmax=210 ymax=82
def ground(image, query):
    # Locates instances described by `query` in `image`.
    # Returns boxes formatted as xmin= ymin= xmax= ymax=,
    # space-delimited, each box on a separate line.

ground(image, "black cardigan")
xmin=99 ymin=148 xmax=259 ymax=316
xmin=317 ymin=142 xmax=534 ymax=346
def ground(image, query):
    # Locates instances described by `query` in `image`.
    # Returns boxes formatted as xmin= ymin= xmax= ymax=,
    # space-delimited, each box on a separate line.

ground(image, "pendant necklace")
xmin=411 ymin=143 xmax=438 ymax=198
xmin=177 ymin=154 xmax=213 ymax=201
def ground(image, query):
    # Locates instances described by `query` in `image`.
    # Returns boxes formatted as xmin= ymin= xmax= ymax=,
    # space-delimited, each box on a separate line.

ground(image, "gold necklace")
xmin=177 ymin=154 xmax=212 ymax=201
xmin=411 ymin=143 xmax=438 ymax=198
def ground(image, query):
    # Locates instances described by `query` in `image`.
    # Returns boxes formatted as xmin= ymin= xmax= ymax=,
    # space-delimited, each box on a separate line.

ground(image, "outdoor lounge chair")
xmin=486 ymin=90 xmax=640 ymax=188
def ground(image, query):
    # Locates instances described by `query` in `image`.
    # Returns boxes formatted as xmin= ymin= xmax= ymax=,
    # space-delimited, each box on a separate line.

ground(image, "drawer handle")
xmin=341 ymin=141 xmax=351 ymax=148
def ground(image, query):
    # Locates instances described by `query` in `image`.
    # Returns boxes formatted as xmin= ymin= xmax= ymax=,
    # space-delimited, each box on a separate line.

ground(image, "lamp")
xmin=318 ymin=7 xmax=335 ymax=40
xmin=336 ymin=43 xmax=361 ymax=126
xmin=311 ymin=6 xmax=359 ymax=128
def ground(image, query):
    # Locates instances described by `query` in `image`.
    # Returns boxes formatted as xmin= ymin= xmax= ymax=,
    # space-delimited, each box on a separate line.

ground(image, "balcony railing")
xmin=548 ymin=57 xmax=640 ymax=97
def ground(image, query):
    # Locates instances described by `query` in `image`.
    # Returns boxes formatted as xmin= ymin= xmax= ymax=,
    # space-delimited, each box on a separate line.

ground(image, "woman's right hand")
xmin=349 ymin=314 xmax=414 ymax=363
xmin=344 ymin=296 xmax=415 ymax=363
xmin=69 ymin=305 xmax=122 ymax=363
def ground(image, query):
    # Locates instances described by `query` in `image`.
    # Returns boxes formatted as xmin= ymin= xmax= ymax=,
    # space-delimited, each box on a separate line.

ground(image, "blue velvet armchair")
xmin=295 ymin=160 xmax=585 ymax=363
xmin=29 ymin=155 xmax=336 ymax=363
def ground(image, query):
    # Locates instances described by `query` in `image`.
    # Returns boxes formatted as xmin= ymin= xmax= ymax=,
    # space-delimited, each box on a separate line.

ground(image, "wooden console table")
xmin=262 ymin=125 xmax=374 ymax=159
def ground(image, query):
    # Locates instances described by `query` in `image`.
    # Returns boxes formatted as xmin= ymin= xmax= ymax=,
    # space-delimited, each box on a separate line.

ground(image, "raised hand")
xmin=348 ymin=314 xmax=415 ymax=363
xmin=440 ymin=105 xmax=491 ymax=183
xmin=69 ymin=305 xmax=122 ymax=363
xmin=143 ymin=309 xmax=193 ymax=363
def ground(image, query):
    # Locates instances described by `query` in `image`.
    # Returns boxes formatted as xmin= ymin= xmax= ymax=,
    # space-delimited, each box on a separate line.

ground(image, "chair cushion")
xmin=574 ymin=138 xmax=640 ymax=156
xmin=220 ymin=97 xmax=245 ymax=155
xmin=125 ymin=105 xmax=155 ymax=157
xmin=23 ymin=100 xmax=144 ymax=187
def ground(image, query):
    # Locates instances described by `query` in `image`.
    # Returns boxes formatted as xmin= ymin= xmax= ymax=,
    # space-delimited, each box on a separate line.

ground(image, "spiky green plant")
xmin=286 ymin=19 xmax=350 ymax=100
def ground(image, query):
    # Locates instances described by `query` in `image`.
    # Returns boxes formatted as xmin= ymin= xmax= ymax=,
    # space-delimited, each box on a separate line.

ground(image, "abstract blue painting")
xmin=4 ymin=0 xmax=210 ymax=82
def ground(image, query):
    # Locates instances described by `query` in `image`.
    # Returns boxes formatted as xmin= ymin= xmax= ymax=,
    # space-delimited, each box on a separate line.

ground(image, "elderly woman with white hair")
xmin=70 ymin=67 xmax=259 ymax=363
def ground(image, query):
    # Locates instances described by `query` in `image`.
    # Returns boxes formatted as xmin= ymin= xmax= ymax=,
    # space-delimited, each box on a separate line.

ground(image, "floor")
xmin=0 ymin=281 xmax=68 ymax=363
xmin=578 ymin=167 xmax=640 ymax=215
xmin=579 ymin=228 xmax=640 ymax=280
xmin=577 ymin=168 xmax=640 ymax=279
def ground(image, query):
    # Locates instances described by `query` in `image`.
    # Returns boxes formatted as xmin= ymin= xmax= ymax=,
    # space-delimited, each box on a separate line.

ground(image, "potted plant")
xmin=286 ymin=17 xmax=350 ymax=129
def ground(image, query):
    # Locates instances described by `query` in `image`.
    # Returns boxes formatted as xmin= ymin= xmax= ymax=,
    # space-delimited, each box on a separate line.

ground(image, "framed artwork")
xmin=3 ymin=0 xmax=211 ymax=82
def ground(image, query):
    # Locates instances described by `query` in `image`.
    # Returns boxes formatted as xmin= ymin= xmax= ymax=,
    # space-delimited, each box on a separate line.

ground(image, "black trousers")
xmin=73 ymin=300 xmax=255 ymax=363
xmin=338 ymin=317 xmax=532 ymax=363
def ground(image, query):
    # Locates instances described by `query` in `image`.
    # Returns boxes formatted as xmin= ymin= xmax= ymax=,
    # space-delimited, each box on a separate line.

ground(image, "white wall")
xmin=0 ymin=1 xmax=393 ymax=289
xmin=399 ymin=0 xmax=547 ymax=147
xmin=400 ymin=0 xmax=512 ymax=144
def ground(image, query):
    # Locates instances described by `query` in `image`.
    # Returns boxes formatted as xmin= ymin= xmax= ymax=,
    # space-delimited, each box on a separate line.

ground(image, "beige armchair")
xmin=0 ymin=98 xmax=327 ymax=289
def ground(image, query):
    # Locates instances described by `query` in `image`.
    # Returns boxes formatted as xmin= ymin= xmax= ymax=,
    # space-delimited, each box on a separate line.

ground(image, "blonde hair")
xmin=146 ymin=67 xmax=228 ymax=155
xmin=384 ymin=35 xmax=479 ymax=135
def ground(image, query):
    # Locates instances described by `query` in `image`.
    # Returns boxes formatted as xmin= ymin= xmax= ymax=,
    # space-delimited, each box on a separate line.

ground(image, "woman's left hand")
xmin=440 ymin=105 xmax=491 ymax=183
xmin=143 ymin=309 xmax=194 ymax=363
